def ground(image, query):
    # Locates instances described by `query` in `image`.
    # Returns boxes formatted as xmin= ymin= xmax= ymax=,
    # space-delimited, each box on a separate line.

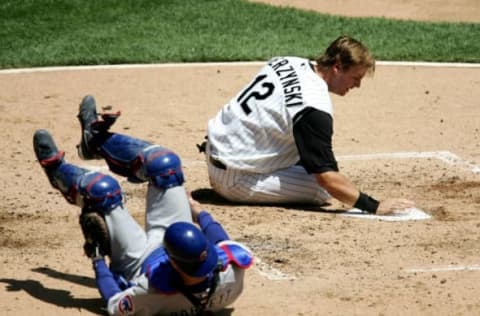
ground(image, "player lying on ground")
xmin=33 ymin=95 xmax=253 ymax=316
xmin=202 ymin=35 xmax=415 ymax=215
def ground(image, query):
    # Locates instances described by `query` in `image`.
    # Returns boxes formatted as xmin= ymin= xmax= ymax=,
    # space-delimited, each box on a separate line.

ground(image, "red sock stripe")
xmin=40 ymin=151 xmax=65 ymax=167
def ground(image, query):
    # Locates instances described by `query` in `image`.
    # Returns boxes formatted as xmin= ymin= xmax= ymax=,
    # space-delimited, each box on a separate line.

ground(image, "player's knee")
xmin=144 ymin=150 xmax=185 ymax=189
xmin=78 ymin=172 xmax=123 ymax=213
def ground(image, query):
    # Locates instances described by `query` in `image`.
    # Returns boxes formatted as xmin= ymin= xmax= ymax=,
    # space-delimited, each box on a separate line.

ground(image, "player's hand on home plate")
xmin=377 ymin=198 xmax=415 ymax=215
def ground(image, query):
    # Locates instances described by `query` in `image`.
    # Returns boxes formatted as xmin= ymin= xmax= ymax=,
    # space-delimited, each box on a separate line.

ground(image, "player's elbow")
xmin=315 ymin=172 xmax=336 ymax=191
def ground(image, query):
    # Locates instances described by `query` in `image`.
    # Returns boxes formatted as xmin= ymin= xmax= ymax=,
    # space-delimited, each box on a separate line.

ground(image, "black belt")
xmin=209 ymin=156 xmax=227 ymax=170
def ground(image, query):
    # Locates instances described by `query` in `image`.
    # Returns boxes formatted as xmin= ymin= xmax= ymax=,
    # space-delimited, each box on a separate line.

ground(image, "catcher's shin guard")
xmin=80 ymin=211 xmax=111 ymax=258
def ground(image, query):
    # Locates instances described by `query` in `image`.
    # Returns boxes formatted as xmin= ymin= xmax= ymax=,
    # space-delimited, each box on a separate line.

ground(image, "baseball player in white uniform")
xmin=33 ymin=95 xmax=253 ymax=316
xmin=205 ymin=35 xmax=415 ymax=215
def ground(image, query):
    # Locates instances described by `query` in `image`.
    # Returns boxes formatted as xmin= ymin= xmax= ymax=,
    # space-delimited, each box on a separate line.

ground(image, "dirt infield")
xmin=1 ymin=2 xmax=479 ymax=316
xmin=250 ymin=0 xmax=480 ymax=22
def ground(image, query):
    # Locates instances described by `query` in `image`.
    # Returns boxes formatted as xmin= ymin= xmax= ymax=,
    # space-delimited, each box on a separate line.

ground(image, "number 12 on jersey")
xmin=236 ymin=74 xmax=274 ymax=115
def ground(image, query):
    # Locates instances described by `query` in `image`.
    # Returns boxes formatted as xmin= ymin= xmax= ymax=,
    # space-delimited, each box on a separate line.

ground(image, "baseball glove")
xmin=79 ymin=211 xmax=111 ymax=258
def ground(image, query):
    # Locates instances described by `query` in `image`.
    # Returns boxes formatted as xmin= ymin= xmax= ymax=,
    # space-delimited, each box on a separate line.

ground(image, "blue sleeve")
xmin=93 ymin=258 xmax=122 ymax=303
xmin=198 ymin=211 xmax=229 ymax=244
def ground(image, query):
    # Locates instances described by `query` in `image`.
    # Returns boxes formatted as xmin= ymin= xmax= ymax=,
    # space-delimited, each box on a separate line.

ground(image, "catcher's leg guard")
xmin=80 ymin=211 xmax=111 ymax=258
xmin=97 ymin=133 xmax=152 ymax=179
xmin=77 ymin=95 xmax=120 ymax=160
xmin=38 ymin=159 xmax=123 ymax=213
xmin=140 ymin=146 xmax=185 ymax=189
xmin=90 ymin=132 xmax=185 ymax=189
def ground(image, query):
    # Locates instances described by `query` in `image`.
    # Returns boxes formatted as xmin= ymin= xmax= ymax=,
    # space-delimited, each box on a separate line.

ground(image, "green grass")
xmin=0 ymin=0 xmax=479 ymax=68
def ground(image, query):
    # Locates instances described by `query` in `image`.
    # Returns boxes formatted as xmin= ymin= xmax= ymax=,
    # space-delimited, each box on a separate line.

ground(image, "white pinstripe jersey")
xmin=208 ymin=56 xmax=333 ymax=173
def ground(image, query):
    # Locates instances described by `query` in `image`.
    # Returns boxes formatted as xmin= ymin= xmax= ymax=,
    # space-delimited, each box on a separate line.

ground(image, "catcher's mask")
xmin=164 ymin=222 xmax=218 ymax=277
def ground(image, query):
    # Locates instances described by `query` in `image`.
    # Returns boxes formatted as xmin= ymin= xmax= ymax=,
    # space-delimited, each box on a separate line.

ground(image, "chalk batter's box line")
xmin=406 ymin=265 xmax=480 ymax=273
xmin=336 ymin=150 xmax=480 ymax=174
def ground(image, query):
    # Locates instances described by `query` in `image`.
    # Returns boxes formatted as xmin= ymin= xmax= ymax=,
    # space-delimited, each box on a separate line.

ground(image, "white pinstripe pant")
xmin=206 ymin=157 xmax=331 ymax=205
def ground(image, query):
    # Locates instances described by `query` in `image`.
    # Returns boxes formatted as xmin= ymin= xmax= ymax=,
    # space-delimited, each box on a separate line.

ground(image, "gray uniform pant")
xmin=106 ymin=185 xmax=191 ymax=280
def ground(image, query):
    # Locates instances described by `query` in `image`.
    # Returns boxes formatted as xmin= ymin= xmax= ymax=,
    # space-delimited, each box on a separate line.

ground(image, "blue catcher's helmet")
xmin=164 ymin=222 xmax=218 ymax=277
xmin=145 ymin=150 xmax=185 ymax=189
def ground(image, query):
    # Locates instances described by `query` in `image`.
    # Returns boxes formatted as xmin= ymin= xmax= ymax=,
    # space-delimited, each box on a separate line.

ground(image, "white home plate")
xmin=340 ymin=207 xmax=431 ymax=221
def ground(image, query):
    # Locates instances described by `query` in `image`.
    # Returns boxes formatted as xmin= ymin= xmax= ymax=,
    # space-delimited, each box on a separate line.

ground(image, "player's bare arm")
xmin=315 ymin=171 xmax=415 ymax=215
xmin=314 ymin=171 xmax=359 ymax=205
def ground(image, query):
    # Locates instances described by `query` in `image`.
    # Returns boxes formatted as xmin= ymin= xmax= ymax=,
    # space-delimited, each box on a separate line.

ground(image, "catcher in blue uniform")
xmin=33 ymin=95 xmax=253 ymax=316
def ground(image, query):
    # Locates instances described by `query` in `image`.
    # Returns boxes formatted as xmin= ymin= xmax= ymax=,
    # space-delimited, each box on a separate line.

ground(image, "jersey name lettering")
xmin=268 ymin=57 xmax=303 ymax=107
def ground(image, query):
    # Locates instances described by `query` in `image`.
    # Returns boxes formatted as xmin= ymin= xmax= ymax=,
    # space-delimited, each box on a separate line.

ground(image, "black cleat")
xmin=33 ymin=129 xmax=64 ymax=167
xmin=77 ymin=95 xmax=100 ymax=160
xmin=77 ymin=95 xmax=120 ymax=160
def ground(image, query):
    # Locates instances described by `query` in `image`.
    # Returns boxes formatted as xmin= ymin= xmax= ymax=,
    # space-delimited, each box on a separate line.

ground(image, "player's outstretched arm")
xmin=315 ymin=171 xmax=414 ymax=215
xmin=315 ymin=171 xmax=362 ymax=205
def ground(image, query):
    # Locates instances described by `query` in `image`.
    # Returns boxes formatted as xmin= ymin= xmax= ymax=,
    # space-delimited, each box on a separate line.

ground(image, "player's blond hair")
xmin=316 ymin=35 xmax=375 ymax=74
